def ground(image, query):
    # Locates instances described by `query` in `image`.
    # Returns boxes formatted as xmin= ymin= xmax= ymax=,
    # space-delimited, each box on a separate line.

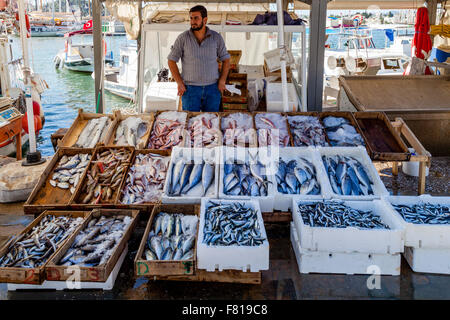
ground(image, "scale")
xmin=0 ymin=107 xmax=22 ymax=127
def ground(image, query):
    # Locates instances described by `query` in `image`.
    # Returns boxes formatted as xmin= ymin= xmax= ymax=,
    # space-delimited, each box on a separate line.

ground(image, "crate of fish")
xmin=147 ymin=111 xmax=188 ymax=150
xmin=45 ymin=209 xmax=139 ymax=282
xmin=118 ymin=150 xmax=171 ymax=208
xmin=286 ymin=112 xmax=330 ymax=147
xmin=104 ymin=111 xmax=154 ymax=149
xmin=274 ymin=147 xmax=331 ymax=211
xmin=197 ymin=198 xmax=269 ymax=272
xmin=186 ymin=112 xmax=222 ymax=148
xmin=0 ymin=210 xmax=89 ymax=284
xmin=318 ymin=112 xmax=369 ymax=149
xmin=135 ymin=204 xmax=199 ymax=277
xmin=292 ymin=198 xmax=405 ymax=254
xmin=386 ymin=195 xmax=450 ymax=249
xmin=71 ymin=147 xmax=133 ymax=207
xmin=219 ymin=147 xmax=276 ymax=213
xmin=220 ymin=112 xmax=257 ymax=148
xmin=162 ymin=147 xmax=219 ymax=204
xmin=404 ymin=246 xmax=450 ymax=274
xmin=58 ymin=109 xmax=116 ymax=149
xmin=254 ymin=112 xmax=291 ymax=147
xmin=318 ymin=146 xmax=389 ymax=200
xmin=290 ymin=222 xmax=401 ymax=275
xmin=24 ymin=148 xmax=93 ymax=215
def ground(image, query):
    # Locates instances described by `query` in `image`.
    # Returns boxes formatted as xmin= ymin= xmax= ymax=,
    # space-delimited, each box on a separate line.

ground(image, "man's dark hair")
xmin=189 ymin=5 xmax=207 ymax=19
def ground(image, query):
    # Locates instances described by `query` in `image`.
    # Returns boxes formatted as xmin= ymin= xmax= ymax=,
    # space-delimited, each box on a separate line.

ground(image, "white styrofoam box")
xmin=144 ymin=81 xmax=179 ymax=112
xmin=273 ymin=147 xmax=332 ymax=212
xmin=385 ymin=195 xmax=450 ymax=249
xmin=291 ymin=222 xmax=400 ymax=275
xmin=218 ymin=146 xmax=276 ymax=212
xmin=197 ymin=198 xmax=269 ymax=272
xmin=238 ymin=64 xmax=265 ymax=81
xmin=317 ymin=146 xmax=389 ymax=200
xmin=162 ymin=147 xmax=219 ymax=204
xmin=263 ymin=48 xmax=295 ymax=72
xmin=265 ymin=82 xmax=299 ymax=112
xmin=292 ymin=197 xmax=405 ymax=254
xmin=404 ymin=246 xmax=450 ymax=274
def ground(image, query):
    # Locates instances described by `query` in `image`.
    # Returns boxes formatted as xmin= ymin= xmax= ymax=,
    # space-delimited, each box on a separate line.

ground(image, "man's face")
xmin=190 ymin=11 xmax=206 ymax=31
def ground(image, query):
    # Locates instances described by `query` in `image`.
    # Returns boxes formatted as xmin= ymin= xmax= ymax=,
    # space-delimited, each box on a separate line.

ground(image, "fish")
xmin=201 ymin=162 xmax=215 ymax=196
xmin=120 ymin=153 xmax=170 ymax=204
xmin=322 ymin=155 xmax=375 ymax=196
xmin=0 ymin=215 xmax=84 ymax=268
xmin=188 ymin=114 xmax=221 ymax=148
xmin=147 ymin=111 xmax=187 ymax=150
xmin=288 ymin=115 xmax=329 ymax=147
xmin=57 ymin=215 xmax=132 ymax=267
xmin=276 ymin=157 xmax=321 ymax=195
xmin=167 ymin=159 xmax=215 ymax=197
xmin=73 ymin=116 xmax=111 ymax=148
xmin=297 ymin=201 xmax=389 ymax=229
xmin=144 ymin=212 xmax=198 ymax=261
xmin=393 ymin=203 xmax=450 ymax=225
xmin=50 ymin=154 xmax=91 ymax=191
xmin=203 ymin=201 xmax=266 ymax=246
xmin=255 ymin=113 xmax=290 ymax=147
xmin=114 ymin=116 xmax=149 ymax=149
xmin=322 ymin=116 xmax=365 ymax=147
xmin=221 ymin=113 xmax=257 ymax=147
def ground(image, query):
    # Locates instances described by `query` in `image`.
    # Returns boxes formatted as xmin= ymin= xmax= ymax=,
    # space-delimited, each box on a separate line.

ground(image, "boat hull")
xmin=104 ymin=80 xmax=135 ymax=100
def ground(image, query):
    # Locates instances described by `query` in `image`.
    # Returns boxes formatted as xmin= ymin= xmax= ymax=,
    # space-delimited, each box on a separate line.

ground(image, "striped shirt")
xmin=167 ymin=27 xmax=230 ymax=86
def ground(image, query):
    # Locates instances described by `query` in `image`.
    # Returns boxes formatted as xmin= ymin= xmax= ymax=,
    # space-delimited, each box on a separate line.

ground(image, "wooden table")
xmin=0 ymin=115 xmax=23 ymax=160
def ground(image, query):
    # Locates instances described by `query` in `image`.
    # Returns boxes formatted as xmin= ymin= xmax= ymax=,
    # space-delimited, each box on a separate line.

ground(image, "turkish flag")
xmin=83 ymin=20 xmax=93 ymax=30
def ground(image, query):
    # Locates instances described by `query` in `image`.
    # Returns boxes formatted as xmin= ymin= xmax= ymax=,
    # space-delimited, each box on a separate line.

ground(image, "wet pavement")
xmin=0 ymin=158 xmax=448 ymax=300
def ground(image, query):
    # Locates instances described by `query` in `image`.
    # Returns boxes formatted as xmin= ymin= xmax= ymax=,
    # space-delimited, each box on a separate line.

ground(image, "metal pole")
xmin=93 ymin=0 xmax=104 ymax=113
xmin=276 ymin=0 xmax=289 ymax=112
xmin=136 ymin=0 xmax=142 ymax=112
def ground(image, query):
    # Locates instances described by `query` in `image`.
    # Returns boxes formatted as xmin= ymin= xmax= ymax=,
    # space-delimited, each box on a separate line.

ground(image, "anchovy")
xmin=393 ymin=203 xmax=450 ymax=225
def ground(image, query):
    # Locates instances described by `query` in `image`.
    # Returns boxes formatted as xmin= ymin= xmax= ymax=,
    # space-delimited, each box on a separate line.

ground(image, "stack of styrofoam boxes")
xmin=162 ymin=146 xmax=219 ymax=204
xmin=291 ymin=198 xmax=405 ymax=275
xmin=289 ymin=146 xmax=405 ymax=275
xmin=386 ymin=195 xmax=450 ymax=274
xmin=273 ymin=146 xmax=332 ymax=212
xmin=197 ymin=198 xmax=269 ymax=272
xmin=218 ymin=147 xmax=276 ymax=213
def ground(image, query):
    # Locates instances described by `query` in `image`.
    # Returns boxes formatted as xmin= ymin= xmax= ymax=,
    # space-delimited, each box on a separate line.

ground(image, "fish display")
xmin=73 ymin=116 xmax=111 ymax=148
xmin=148 ymin=111 xmax=187 ymax=150
xmin=288 ymin=115 xmax=329 ymax=147
xmin=121 ymin=153 xmax=170 ymax=204
xmin=114 ymin=116 xmax=149 ymax=149
xmin=144 ymin=212 xmax=198 ymax=261
xmin=276 ymin=157 xmax=321 ymax=195
xmin=222 ymin=152 xmax=272 ymax=197
xmin=322 ymin=116 xmax=365 ymax=147
xmin=166 ymin=158 xmax=215 ymax=197
xmin=79 ymin=148 xmax=132 ymax=204
xmin=221 ymin=113 xmax=257 ymax=147
xmin=188 ymin=113 xmax=221 ymax=148
xmin=393 ymin=203 xmax=450 ymax=225
xmin=57 ymin=215 xmax=132 ymax=267
xmin=322 ymin=155 xmax=374 ymax=196
xmin=202 ymin=201 xmax=266 ymax=246
xmin=0 ymin=215 xmax=84 ymax=268
xmin=297 ymin=201 xmax=390 ymax=229
xmin=50 ymin=153 xmax=91 ymax=194
xmin=255 ymin=113 xmax=290 ymax=147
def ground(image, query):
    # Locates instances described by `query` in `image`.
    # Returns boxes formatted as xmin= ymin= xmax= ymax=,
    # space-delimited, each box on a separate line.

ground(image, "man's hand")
xmin=177 ymin=81 xmax=186 ymax=96
xmin=218 ymin=79 xmax=226 ymax=94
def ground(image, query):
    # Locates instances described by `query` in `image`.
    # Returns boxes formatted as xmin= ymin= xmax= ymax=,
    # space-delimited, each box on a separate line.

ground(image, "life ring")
xmin=352 ymin=14 xmax=363 ymax=26
xmin=14 ymin=11 xmax=31 ymax=37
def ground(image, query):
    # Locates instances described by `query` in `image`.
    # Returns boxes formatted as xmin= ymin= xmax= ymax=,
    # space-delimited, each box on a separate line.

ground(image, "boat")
xmin=53 ymin=29 xmax=115 ymax=73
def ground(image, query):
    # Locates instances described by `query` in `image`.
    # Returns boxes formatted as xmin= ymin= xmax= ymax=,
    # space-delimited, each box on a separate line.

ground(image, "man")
xmin=167 ymin=5 xmax=231 ymax=112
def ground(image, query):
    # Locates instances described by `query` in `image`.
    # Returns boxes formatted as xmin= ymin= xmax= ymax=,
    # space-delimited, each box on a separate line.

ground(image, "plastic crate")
xmin=265 ymin=82 xmax=299 ymax=112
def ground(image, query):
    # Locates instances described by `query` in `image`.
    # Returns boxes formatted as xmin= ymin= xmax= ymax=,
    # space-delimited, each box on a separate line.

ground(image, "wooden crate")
xmin=45 ymin=209 xmax=139 ymax=282
xmin=222 ymin=103 xmax=248 ymax=111
xmin=0 ymin=210 xmax=91 ymax=284
xmin=24 ymin=148 xmax=93 ymax=215
xmin=70 ymin=146 xmax=134 ymax=208
xmin=354 ymin=112 xmax=411 ymax=161
xmin=253 ymin=111 xmax=291 ymax=147
xmin=135 ymin=204 xmax=199 ymax=277
xmin=104 ymin=111 xmax=154 ymax=149
xmin=263 ymin=60 xmax=292 ymax=82
xmin=222 ymin=73 xmax=248 ymax=104
xmin=219 ymin=50 xmax=242 ymax=72
xmin=219 ymin=111 xmax=258 ymax=148
xmin=186 ymin=112 xmax=223 ymax=148
xmin=115 ymin=149 xmax=171 ymax=209
xmin=57 ymin=109 xmax=116 ymax=149
xmin=285 ymin=112 xmax=323 ymax=147
xmin=147 ymin=110 xmax=189 ymax=150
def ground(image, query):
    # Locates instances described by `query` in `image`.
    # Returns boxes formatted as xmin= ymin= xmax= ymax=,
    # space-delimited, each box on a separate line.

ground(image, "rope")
xmin=430 ymin=24 xmax=450 ymax=37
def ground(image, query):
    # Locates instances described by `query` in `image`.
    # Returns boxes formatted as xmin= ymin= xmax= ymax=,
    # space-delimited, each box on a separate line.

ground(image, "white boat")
xmin=53 ymin=29 xmax=115 ymax=73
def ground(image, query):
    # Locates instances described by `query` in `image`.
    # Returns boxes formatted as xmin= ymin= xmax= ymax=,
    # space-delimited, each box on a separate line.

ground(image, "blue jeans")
xmin=181 ymin=83 xmax=221 ymax=112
